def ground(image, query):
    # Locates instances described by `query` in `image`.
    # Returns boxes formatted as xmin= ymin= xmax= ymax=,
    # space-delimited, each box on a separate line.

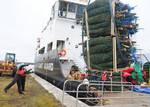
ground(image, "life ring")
xmin=58 ymin=49 xmax=66 ymax=57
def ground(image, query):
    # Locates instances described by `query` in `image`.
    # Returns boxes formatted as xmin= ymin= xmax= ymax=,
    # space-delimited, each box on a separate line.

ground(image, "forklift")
xmin=0 ymin=53 xmax=16 ymax=76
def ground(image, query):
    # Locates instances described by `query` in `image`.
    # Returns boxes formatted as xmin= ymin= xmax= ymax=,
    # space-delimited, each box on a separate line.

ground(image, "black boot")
xmin=4 ymin=88 xmax=7 ymax=93
xmin=18 ymin=91 xmax=24 ymax=95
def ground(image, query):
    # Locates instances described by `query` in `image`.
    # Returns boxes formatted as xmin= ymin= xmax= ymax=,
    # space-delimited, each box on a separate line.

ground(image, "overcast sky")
xmin=0 ymin=0 xmax=149 ymax=62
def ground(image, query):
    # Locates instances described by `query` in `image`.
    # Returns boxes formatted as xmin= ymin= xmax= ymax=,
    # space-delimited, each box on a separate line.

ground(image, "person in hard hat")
xmin=16 ymin=63 xmax=33 ymax=92
xmin=4 ymin=65 xmax=26 ymax=94
xmin=20 ymin=67 xmax=32 ymax=92
xmin=101 ymin=71 xmax=107 ymax=81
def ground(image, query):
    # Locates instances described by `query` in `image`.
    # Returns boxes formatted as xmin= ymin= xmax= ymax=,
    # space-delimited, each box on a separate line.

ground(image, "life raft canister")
xmin=58 ymin=49 xmax=66 ymax=57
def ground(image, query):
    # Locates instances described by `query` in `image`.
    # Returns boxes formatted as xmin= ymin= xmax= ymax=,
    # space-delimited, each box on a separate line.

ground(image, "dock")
xmin=1 ymin=74 xmax=150 ymax=107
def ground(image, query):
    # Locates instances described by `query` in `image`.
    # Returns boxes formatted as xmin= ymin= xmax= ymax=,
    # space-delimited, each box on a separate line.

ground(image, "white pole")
xmin=111 ymin=0 xmax=117 ymax=72
xmin=110 ymin=0 xmax=118 ymax=92
xmin=85 ymin=10 xmax=91 ymax=69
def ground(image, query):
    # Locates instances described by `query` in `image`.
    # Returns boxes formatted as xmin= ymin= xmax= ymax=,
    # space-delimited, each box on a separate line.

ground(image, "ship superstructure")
xmin=35 ymin=0 xmax=88 ymax=81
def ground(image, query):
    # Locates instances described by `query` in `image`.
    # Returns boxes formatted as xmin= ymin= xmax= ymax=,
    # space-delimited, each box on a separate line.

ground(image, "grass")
xmin=0 ymin=75 xmax=63 ymax=107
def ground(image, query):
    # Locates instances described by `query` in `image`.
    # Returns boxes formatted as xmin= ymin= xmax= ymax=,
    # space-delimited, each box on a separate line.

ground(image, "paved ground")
xmin=0 ymin=75 xmax=62 ymax=107
xmin=98 ymin=92 xmax=150 ymax=107
xmin=32 ymin=74 xmax=150 ymax=107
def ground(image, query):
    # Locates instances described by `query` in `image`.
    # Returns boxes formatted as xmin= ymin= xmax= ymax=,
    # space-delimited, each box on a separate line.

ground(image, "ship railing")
xmin=61 ymin=80 xmax=150 ymax=107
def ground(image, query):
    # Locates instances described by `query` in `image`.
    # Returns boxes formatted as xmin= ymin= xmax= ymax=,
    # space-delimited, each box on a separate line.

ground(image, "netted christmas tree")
xmin=83 ymin=0 xmax=138 ymax=71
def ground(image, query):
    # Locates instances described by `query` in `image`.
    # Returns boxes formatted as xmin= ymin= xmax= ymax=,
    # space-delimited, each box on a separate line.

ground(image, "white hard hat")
xmin=82 ymin=78 xmax=89 ymax=85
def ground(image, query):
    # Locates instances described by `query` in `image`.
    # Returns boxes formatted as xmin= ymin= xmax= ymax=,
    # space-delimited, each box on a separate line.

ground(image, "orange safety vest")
xmin=16 ymin=69 xmax=25 ymax=76
xmin=102 ymin=72 xmax=107 ymax=81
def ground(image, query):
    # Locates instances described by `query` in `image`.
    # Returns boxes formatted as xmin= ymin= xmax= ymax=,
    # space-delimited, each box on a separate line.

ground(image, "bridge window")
xmin=59 ymin=1 xmax=85 ymax=20
xmin=39 ymin=47 xmax=45 ymax=54
xmin=68 ymin=3 xmax=77 ymax=13
xmin=52 ymin=5 xmax=55 ymax=18
xmin=57 ymin=40 xmax=65 ymax=51
xmin=76 ymin=5 xmax=85 ymax=19
xmin=47 ymin=42 xmax=53 ymax=52
xmin=59 ymin=1 xmax=67 ymax=17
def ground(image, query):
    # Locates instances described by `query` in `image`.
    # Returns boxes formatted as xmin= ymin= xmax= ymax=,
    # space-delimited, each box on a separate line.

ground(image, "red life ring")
xmin=58 ymin=49 xmax=66 ymax=57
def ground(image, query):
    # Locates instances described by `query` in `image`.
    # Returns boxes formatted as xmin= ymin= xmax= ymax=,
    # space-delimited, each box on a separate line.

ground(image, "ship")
xmin=34 ymin=0 xmax=149 ymax=105
xmin=35 ymin=0 xmax=88 ymax=85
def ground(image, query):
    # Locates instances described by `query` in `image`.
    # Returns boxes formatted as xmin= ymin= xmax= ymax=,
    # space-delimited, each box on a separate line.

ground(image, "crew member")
xmin=4 ymin=66 xmax=25 ymax=94
xmin=21 ymin=68 xmax=32 ymax=91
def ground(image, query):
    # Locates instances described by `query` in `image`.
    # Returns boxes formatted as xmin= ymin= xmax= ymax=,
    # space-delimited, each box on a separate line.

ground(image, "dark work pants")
xmin=21 ymin=76 xmax=26 ymax=91
xmin=5 ymin=74 xmax=22 ymax=93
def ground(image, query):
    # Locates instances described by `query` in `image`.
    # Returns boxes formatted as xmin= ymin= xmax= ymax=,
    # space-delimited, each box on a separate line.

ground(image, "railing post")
xmin=62 ymin=80 xmax=69 ymax=107
xmin=101 ymin=81 xmax=105 ymax=106
xmin=111 ymin=77 xmax=113 ymax=92
xmin=76 ymin=83 xmax=83 ymax=107
xmin=121 ymin=72 xmax=123 ymax=93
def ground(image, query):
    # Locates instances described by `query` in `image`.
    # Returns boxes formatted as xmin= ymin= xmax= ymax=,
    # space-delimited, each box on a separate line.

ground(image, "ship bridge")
xmin=51 ymin=0 xmax=88 ymax=20
xmin=35 ymin=0 xmax=88 ymax=78
xmin=62 ymin=0 xmax=88 ymax=5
